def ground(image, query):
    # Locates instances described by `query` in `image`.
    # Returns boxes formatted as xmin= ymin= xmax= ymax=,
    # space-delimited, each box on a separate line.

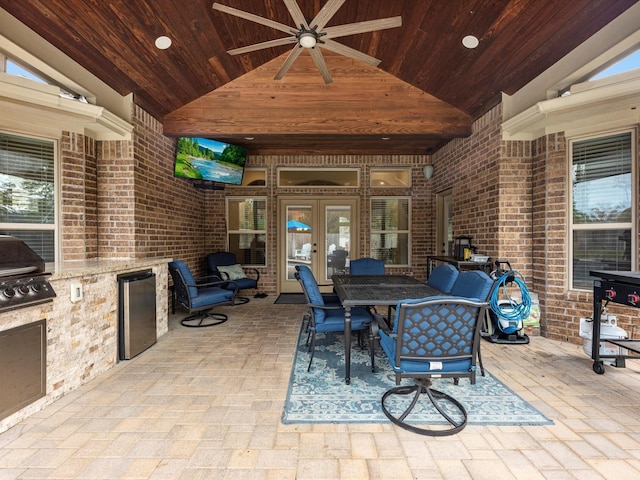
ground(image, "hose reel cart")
xmin=482 ymin=261 xmax=531 ymax=344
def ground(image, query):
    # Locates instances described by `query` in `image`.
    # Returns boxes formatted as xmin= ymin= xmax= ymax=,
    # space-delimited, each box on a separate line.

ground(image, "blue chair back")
xmin=207 ymin=251 xmax=238 ymax=276
xmin=349 ymin=257 xmax=385 ymax=275
xmin=380 ymin=296 xmax=487 ymax=384
xmin=450 ymin=270 xmax=494 ymax=300
xmin=169 ymin=260 xmax=198 ymax=299
xmin=426 ymin=264 xmax=459 ymax=293
xmin=296 ymin=265 xmax=328 ymax=323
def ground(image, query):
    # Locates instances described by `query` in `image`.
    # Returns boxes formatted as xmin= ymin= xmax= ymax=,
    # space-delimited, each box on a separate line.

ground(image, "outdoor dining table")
xmin=331 ymin=274 xmax=444 ymax=384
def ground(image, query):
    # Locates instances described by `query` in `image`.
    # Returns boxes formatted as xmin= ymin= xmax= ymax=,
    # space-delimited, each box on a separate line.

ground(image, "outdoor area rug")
xmin=275 ymin=293 xmax=306 ymax=304
xmin=282 ymin=325 xmax=553 ymax=425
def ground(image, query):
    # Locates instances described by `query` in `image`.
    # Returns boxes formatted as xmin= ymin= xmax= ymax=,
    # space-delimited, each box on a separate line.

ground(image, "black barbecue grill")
xmin=0 ymin=235 xmax=56 ymax=312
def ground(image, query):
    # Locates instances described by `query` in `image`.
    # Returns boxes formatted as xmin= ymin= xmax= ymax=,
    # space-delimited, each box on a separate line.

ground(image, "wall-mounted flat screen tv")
xmin=174 ymin=137 xmax=247 ymax=185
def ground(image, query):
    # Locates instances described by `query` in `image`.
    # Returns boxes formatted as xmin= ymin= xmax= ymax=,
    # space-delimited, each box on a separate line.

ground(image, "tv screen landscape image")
xmin=175 ymin=137 xmax=247 ymax=185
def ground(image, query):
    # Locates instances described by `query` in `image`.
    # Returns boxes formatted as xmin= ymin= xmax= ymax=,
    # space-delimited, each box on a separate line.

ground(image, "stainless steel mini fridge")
xmin=118 ymin=271 xmax=157 ymax=360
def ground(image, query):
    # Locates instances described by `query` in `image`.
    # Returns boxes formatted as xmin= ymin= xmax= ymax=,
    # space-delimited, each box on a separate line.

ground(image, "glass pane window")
xmin=370 ymin=168 xmax=411 ymax=187
xmin=573 ymin=229 xmax=631 ymax=289
xmin=0 ymin=132 xmax=56 ymax=261
xmin=572 ymin=133 xmax=632 ymax=224
xmin=370 ymin=198 xmax=410 ymax=265
xmin=226 ymin=198 xmax=266 ymax=266
xmin=570 ymin=131 xmax=635 ymax=289
xmin=278 ymin=168 xmax=359 ymax=187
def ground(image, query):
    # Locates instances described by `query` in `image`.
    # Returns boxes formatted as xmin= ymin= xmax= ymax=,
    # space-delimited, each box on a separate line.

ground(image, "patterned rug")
xmin=282 ymin=325 xmax=553 ymax=425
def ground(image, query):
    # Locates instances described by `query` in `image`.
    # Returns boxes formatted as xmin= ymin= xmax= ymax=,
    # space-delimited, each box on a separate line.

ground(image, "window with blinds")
xmin=0 ymin=132 xmax=56 ymax=261
xmin=226 ymin=197 xmax=267 ymax=266
xmin=570 ymin=130 xmax=635 ymax=289
xmin=370 ymin=197 xmax=410 ymax=266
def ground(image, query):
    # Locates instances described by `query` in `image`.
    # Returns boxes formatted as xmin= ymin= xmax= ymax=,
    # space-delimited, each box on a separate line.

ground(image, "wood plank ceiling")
xmin=1 ymin=0 xmax=637 ymax=154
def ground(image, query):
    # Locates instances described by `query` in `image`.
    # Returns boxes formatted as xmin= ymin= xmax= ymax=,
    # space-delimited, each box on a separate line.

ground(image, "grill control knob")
xmin=30 ymin=283 xmax=42 ymax=293
xmin=17 ymin=285 xmax=30 ymax=295
xmin=606 ymin=288 xmax=616 ymax=299
xmin=628 ymin=293 xmax=639 ymax=304
xmin=3 ymin=287 xmax=16 ymax=298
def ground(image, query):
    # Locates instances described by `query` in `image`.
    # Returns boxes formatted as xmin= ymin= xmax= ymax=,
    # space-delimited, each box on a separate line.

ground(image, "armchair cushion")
xmin=191 ymin=286 xmax=235 ymax=309
xmin=217 ymin=264 xmax=247 ymax=281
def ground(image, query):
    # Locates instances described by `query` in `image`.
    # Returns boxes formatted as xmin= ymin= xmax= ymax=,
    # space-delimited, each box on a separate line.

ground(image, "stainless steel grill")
xmin=0 ymin=235 xmax=56 ymax=312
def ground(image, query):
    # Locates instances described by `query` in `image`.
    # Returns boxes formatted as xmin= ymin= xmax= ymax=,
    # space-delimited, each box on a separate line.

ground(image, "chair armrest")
xmin=243 ymin=267 xmax=260 ymax=282
xmin=186 ymin=277 xmax=238 ymax=292
xmin=307 ymin=302 xmax=343 ymax=311
xmin=371 ymin=312 xmax=393 ymax=338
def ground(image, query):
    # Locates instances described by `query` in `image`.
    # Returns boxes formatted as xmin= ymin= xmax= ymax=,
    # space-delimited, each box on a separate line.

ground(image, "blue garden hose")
xmin=489 ymin=270 xmax=531 ymax=333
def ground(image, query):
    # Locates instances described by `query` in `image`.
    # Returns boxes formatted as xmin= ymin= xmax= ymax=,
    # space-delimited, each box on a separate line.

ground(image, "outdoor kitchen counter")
xmin=47 ymin=257 xmax=172 ymax=279
xmin=0 ymin=257 xmax=171 ymax=433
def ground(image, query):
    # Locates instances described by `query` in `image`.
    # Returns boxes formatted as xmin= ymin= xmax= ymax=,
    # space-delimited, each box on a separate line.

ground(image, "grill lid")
xmin=0 ymin=236 xmax=55 ymax=312
xmin=0 ymin=235 xmax=46 ymax=276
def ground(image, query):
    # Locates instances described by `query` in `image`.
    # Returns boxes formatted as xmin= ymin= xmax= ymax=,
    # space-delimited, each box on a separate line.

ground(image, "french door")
xmin=279 ymin=197 xmax=359 ymax=293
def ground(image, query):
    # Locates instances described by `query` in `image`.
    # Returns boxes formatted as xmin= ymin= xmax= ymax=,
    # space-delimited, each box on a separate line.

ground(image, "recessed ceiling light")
xmin=381 ymin=136 xmax=390 ymax=140
xmin=462 ymin=35 xmax=479 ymax=49
xmin=244 ymin=137 xmax=255 ymax=140
xmin=155 ymin=36 xmax=172 ymax=50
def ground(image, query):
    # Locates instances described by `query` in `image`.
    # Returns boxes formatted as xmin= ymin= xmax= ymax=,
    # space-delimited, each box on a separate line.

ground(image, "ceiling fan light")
xmin=299 ymin=33 xmax=317 ymax=49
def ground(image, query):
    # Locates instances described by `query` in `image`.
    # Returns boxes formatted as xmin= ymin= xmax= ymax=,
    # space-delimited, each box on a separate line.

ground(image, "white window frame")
xmin=0 ymin=131 xmax=59 ymax=262
xmin=568 ymin=128 xmax=636 ymax=290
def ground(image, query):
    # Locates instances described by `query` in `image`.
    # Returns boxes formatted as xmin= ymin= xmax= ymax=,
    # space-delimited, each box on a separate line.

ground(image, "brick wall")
xmin=60 ymin=132 xmax=98 ymax=259
xmin=432 ymin=105 xmax=506 ymax=263
xmin=96 ymin=136 xmax=136 ymax=258
xmin=131 ymin=105 xmax=206 ymax=271
xmin=58 ymin=106 xmax=207 ymax=278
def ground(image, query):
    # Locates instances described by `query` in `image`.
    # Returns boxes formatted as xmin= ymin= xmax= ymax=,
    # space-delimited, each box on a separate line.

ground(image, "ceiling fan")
xmin=212 ymin=0 xmax=402 ymax=83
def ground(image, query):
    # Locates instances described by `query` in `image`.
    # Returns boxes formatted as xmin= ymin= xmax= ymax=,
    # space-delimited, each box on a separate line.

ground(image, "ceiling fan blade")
xmin=322 ymin=39 xmax=381 ymax=66
xmin=212 ymin=3 xmax=294 ymax=35
xmin=309 ymin=47 xmax=333 ymax=84
xmin=283 ymin=0 xmax=309 ymax=29
xmin=228 ymin=37 xmax=297 ymax=55
xmin=309 ymin=0 xmax=346 ymax=31
xmin=274 ymin=45 xmax=304 ymax=80
xmin=322 ymin=16 xmax=402 ymax=40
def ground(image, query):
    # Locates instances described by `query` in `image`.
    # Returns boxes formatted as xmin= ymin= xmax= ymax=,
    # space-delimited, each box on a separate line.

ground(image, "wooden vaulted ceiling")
xmin=0 ymin=0 xmax=637 ymax=154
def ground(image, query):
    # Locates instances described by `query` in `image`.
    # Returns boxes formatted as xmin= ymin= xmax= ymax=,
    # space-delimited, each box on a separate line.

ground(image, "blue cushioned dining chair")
xmin=447 ymin=270 xmax=495 ymax=376
xmin=169 ymin=260 xmax=237 ymax=328
xmin=371 ymin=296 xmax=488 ymax=436
xmin=348 ymin=257 xmax=387 ymax=316
xmin=426 ymin=264 xmax=459 ymax=293
xmin=295 ymin=265 xmax=373 ymax=372
xmin=206 ymin=251 xmax=261 ymax=304
xmin=349 ymin=257 xmax=385 ymax=275
xmin=449 ymin=270 xmax=494 ymax=300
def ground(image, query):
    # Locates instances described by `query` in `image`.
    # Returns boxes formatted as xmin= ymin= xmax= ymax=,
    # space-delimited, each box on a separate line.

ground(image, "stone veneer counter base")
xmin=0 ymin=257 xmax=171 ymax=433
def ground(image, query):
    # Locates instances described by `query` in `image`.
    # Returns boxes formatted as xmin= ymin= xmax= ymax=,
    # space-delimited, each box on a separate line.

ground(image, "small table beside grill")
xmin=590 ymin=270 xmax=640 ymax=374
xmin=332 ymin=274 xmax=443 ymax=384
